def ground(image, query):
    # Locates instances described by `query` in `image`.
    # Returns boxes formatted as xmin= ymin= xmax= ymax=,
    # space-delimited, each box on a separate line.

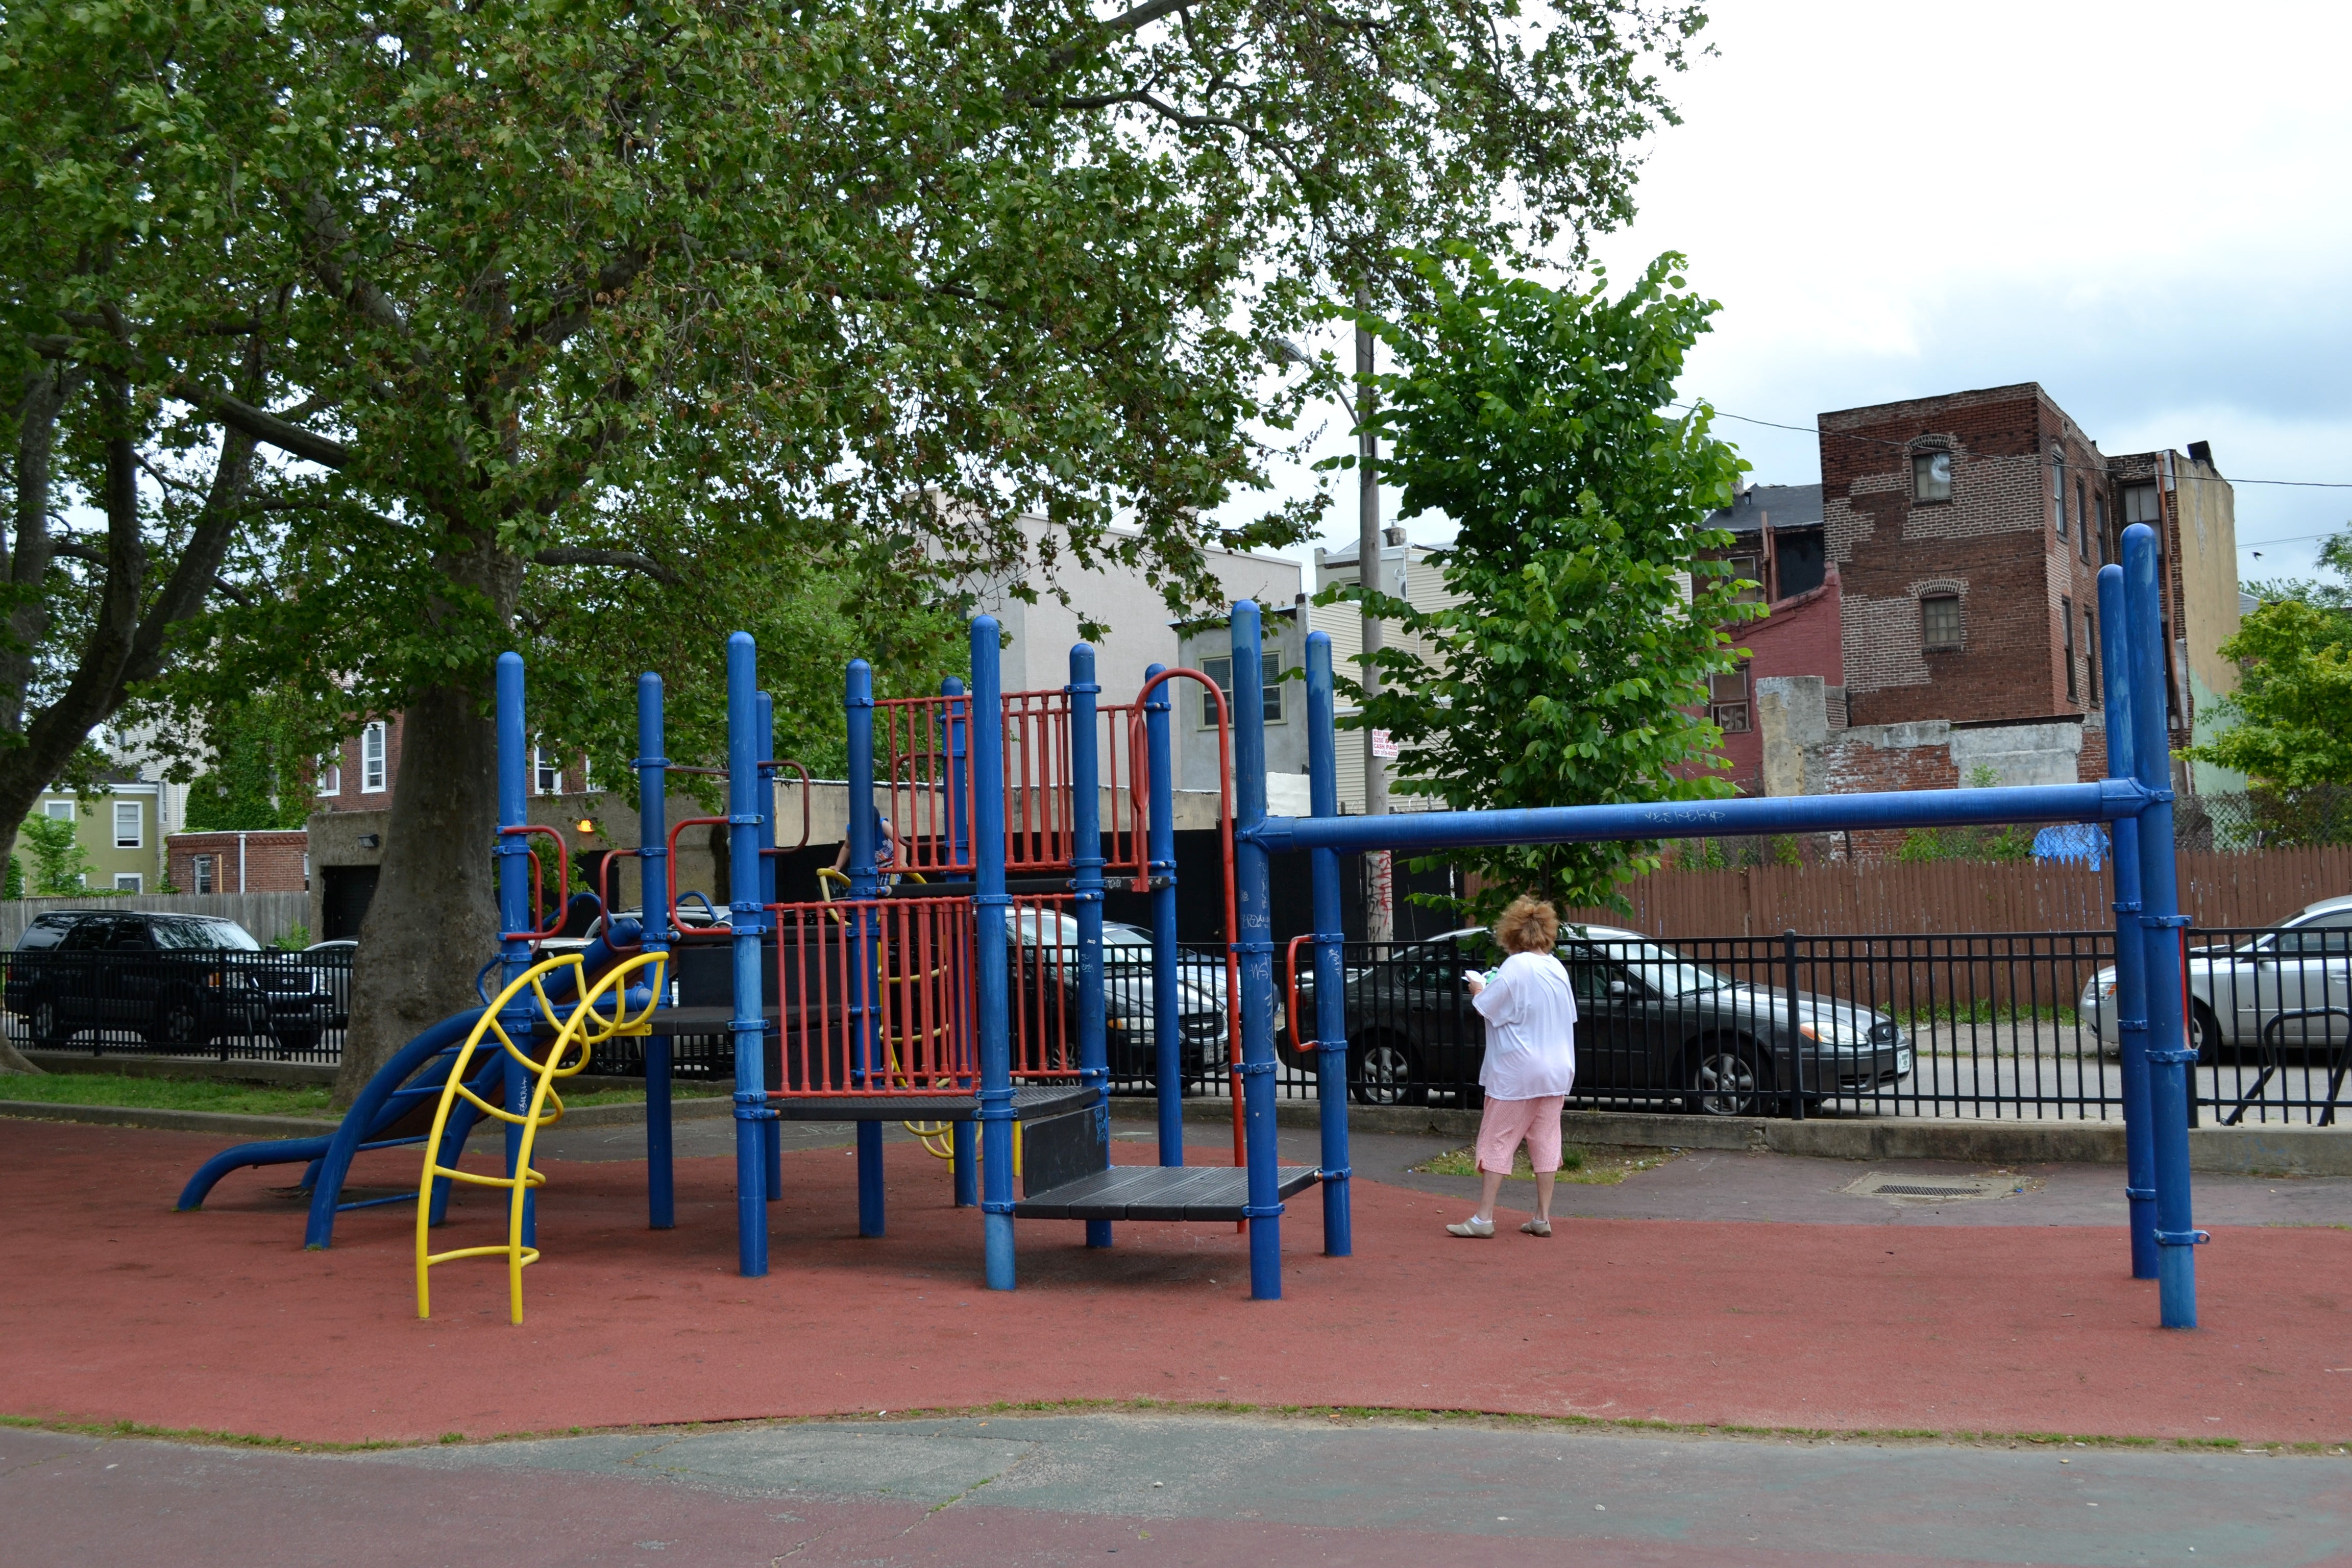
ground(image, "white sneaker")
xmin=1446 ymin=1216 xmax=1496 ymax=1238
xmin=1521 ymin=1218 xmax=1553 ymax=1238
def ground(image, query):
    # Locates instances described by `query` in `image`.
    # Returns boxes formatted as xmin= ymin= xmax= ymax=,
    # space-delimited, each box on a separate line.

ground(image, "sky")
xmin=1229 ymin=0 xmax=2352 ymax=592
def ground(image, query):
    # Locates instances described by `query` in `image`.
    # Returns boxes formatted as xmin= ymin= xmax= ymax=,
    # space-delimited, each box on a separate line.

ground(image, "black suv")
xmin=7 ymin=911 xmax=331 ymax=1055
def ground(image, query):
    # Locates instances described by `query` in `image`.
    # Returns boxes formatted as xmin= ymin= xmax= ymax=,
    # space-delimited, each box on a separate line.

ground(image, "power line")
xmin=1676 ymin=402 xmax=2352 ymax=491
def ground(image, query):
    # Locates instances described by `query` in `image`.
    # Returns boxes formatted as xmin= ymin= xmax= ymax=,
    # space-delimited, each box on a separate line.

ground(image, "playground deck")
xmin=2 ymin=1117 xmax=2347 ymax=1450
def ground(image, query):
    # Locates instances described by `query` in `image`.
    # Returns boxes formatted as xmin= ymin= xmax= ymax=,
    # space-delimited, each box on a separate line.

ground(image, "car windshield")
xmin=1607 ymin=941 xmax=1728 ymax=996
xmin=154 ymin=917 xmax=261 ymax=951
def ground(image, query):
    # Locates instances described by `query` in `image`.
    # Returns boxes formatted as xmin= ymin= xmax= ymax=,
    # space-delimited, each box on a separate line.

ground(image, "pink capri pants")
xmin=1476 ymin=1094 xmax=1569 ymax=1174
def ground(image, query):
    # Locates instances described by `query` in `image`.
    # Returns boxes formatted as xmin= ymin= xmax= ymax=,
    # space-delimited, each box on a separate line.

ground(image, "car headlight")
xmin=1797 ymin=1016 xmax=1864 ymax=1046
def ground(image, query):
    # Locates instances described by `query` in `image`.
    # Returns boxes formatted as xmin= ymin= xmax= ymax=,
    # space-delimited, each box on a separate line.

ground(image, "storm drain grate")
xmin=1844 ymin=1172 xmax=2036 ymax=1204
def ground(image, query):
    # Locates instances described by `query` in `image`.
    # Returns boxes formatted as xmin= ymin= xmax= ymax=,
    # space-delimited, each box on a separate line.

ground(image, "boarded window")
xmin=1707 ymin=669 xmax=1750 ymax=734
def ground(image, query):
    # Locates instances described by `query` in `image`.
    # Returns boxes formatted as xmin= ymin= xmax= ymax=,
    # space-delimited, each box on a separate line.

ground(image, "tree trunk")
xmin=333 ymin=535 xmax=523 ymax=1104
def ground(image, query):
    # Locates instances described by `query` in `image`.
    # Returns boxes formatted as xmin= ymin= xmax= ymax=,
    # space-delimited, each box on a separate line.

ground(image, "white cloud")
xmin=1227 ymin=0 xmax=2352 ymax=586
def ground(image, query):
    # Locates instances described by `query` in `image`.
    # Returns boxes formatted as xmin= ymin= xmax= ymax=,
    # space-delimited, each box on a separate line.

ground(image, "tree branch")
xmin=532 ymin=547 xmax=681 ymax=585
xmin=175 ymin=381 xmax=351 ymax=469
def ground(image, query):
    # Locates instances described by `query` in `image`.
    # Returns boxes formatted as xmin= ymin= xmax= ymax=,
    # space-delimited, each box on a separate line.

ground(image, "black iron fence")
xmin=3 ymin=946 xmax=348 ymax=1065
xmin=1270 ymin=931 xmax=2352 ymax=1128
xmin=16 ymin=928 xmax=2347 ymax=1128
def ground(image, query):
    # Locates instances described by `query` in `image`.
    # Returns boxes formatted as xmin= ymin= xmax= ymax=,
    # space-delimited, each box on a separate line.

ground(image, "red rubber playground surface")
xmin=2 ymin=1119 xmax=2346 ymax=1449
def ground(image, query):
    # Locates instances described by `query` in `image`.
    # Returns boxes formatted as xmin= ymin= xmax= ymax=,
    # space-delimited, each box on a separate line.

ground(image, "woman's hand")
xmin=1463 ymin=970 xmax=1485 ymax=997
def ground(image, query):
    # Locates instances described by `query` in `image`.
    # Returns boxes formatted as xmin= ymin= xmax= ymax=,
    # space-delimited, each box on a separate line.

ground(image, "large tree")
xmin=1332 ymin=248 xmax=1756 ymax=917
xmin=5 ymin=0 xmax=1705 ymax=1096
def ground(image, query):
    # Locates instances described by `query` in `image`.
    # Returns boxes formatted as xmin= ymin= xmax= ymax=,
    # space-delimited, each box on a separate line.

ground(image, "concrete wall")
xmin=971 ymin=516 xmax=1302 ymax=701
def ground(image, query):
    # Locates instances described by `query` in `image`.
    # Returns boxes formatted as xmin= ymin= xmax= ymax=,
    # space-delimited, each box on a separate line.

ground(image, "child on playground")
xmin=1447 ymin=894 xmax=1578 ymax=1239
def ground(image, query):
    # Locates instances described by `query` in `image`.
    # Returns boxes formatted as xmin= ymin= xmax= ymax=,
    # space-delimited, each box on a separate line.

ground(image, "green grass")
xmin=0 ymin=1072 xmax=719 ymax=1119
xmin=0 ymin=1073 xmax=339 ymax=1118
xmin=1411 ymin=1144 xmax=1680 ymax=1185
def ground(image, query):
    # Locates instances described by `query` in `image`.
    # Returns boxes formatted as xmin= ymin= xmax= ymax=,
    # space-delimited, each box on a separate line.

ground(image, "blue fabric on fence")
xmin=2032 ymin=822 xmax=2108 ymax=869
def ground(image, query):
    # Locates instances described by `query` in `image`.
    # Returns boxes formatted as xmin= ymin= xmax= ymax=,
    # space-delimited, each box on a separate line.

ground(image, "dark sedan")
xmin=1278 ymin=924 xmax=1912 ymax=1113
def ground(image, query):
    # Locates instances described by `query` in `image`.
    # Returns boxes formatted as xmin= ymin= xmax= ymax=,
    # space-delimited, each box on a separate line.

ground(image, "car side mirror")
xmin=1607 ymin=979 xmax=1634 ymax=998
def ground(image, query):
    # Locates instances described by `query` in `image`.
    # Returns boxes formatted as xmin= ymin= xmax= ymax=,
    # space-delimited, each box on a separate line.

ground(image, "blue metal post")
xmin=493 ymin=653 xmax=537 ymax=1246
xmin=1069 ymin=645 xmax=1112 ymax=1248
xmin=637 ymin=673 xmax=675 ymax=1230
xmin=2097 ymin=567 xmax=2156 ymax=1279
xmin=943 ymin=676 xmax=978 ymax=1206
xmin=756 ymin=690 xmax=782 ymax=1203
xmin=1229 ymin=602 xmax=1283 ymax=1300
xmin=1304 ymin=631 xmax=1352 ymax=1257
xmin=846 ymin=659 xmax=886 ymax=1237
xmin=972 ymin=618 xmax=1017 ymax=1288
xmin=2124 ymin=523 xmax=2202 ymax=1327
xmin=1143 ymin=663 xmax=1183 ymax=1166
xmin=724 ymin=632 xmax=770 ymax=1278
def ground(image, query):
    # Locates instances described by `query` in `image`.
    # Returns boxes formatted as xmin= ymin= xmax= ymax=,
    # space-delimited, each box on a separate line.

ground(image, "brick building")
xmin=1701 ymin=383 xmax=2241 ymax=805
xmin=1694 ymin=484 xmax=1847 ymax=794
xmin=166 ymin=830 xmax=310 ymax=895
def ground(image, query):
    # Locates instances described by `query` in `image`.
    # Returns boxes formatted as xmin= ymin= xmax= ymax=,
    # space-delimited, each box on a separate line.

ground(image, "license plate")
xmin=1897 ymin=1047 xmax=1914 ymax=1074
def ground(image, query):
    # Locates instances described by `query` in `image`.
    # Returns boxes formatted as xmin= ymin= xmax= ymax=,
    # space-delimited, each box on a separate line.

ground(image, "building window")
xmin=113 ymin=800 xmax=141 ymax=849
xmin=361 ymin=722 xmax=388 ymax=793
xmin=2061 ymin=597 xmax=2078 ymax=701
xmin=1724 ymin=555 xmax=1763 ymax=604
xmin=2086 ymin=609 xmax=2100 ymax=702
xmin=1913 ymin=451 xmax=1952 ymax=503
xmin=2094 ymin=493 xmax=2109 ymax=565
xmin=2122 ymin=483 xmax=2161 ymax=526
xmin=43 ymin=798 xmax=75 ymax=822
xmin=533 ymin=746 xmax=561 ymax=795
xmin=1708 ymin=669 xmax=1751 ymax=734
xmin=192 ymin=855 xmax=215 ymax=895
xmin=316 ymin=755 xmax=341 ymax=796
xmin=2052 ymin=451 xmax=2069 ymax=540
xmin=2075 ymin=480 xmax=2090 ymax=560
xmin=113 ymin=873 xmax=141 ymax=893
xmin=1197 ymin=655 xmax=1285 ymax=728
xmin=1921 ymin=594 xmax=1964 ymax=651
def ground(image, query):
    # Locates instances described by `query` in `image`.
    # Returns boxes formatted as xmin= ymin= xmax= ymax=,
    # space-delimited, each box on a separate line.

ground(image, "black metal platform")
xmin=768 ymin=1084 xmax=1099 ymax=1123
xmin=1013 ymin=1164 xmax=1319 ymax=1221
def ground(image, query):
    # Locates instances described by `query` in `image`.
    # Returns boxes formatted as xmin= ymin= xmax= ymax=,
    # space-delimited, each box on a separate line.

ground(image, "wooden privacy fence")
xmin=1558 ymin=847 xmax=2352 ymax=940
xmin=0 ymin=893 xmax=312 ymax=948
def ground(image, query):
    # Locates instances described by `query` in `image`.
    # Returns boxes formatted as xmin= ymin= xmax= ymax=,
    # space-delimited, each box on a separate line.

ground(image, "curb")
xmin=1105 ymin=1096 xmax=2352 ymax=1177
xmin=0 ymin=1094 xmax=730 ymax=1140
xmin=18 ymin=1052 xmax=652 ymax=1098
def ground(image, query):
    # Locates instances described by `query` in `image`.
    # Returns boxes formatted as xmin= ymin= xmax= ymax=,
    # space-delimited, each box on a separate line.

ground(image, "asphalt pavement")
xmin=7 ymin=1411 xmax=2347 ymax=1566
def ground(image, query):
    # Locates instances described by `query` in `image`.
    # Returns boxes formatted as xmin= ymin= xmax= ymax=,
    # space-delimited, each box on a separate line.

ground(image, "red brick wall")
xmin=169 ymin=830 xmax=310 ymax=894
xmin=313 ymin=716 xmax=405 ymax=814
xmin=1715 ymin=570 xmax=1845 ymax=793
xmin=1821 ymin=383 xmax=2115 ymax=732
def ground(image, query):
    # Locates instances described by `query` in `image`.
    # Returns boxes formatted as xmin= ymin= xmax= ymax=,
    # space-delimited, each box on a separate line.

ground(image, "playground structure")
xmin=175 ymin=523 xmax=2203 ymax=1328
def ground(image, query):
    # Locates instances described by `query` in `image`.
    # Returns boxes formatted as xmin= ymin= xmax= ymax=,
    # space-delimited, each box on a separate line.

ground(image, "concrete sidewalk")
xmin=7 ymin=1412 xmax=2347 ymax=1566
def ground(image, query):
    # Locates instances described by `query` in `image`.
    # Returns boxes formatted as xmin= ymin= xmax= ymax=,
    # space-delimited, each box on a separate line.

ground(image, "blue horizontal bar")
xmin=1251 ymin=779 xmax=2150 ymax=855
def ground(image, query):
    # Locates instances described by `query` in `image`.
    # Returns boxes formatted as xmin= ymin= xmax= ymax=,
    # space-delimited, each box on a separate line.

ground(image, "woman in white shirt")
xmin=1447 ymin=895 xmax=1578 ymax=1239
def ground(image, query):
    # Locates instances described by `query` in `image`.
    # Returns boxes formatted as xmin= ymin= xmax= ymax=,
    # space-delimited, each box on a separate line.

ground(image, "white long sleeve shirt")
xmin=1471 ymin=950 xmax=1579 ymax=1100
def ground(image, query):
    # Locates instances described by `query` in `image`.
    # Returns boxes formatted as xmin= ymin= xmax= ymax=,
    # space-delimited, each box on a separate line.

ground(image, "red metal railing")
xmin=763 ymin=897 xmax=978 ymax=1098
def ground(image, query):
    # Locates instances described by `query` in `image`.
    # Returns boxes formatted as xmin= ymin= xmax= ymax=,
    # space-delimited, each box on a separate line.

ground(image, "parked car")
xmin=1277 ymin=924 xmax=1912 ymax=1113
xmin=299 ymin=939 xmax=356 ymax=1030
xmin=6 ymin=912 xmax=332 ymax=1055
xmin=1013 ymin=910 xmax=1228 ymax=1087
xmin=2080 ymin=893 xmax=2352 ymax=1061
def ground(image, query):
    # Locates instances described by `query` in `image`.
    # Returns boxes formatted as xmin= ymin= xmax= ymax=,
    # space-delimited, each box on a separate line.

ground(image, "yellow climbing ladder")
xmin=413 ymin=950 xmax=668 ymax=1325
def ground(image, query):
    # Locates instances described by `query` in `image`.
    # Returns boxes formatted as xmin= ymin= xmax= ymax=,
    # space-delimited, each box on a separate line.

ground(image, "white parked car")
xmin=2081 ymin=893 xmax=2352 ymax=1061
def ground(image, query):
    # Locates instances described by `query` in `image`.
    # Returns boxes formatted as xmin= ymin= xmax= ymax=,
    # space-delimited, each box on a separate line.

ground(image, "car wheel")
xmin=1683 ymin=1038 xmax=1773 ymax=1116
xmin=2189 ymin=1000 xmax=2221 ymax=1068
xmin=158 ymin=992 xmax=214 ymax=1048
xmin=1348 ymin=1036 xmax=1425 ymax=1107
xmin=28 ymin=996 xmax=66 ymax=1049
xmin=273 ymin=1027 xmax=321 ymax=1060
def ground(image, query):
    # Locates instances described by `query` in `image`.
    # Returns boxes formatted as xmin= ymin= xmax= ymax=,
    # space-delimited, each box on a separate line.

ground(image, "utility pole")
xmin=1355 ymin=293 xmax=1393 ymax=944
